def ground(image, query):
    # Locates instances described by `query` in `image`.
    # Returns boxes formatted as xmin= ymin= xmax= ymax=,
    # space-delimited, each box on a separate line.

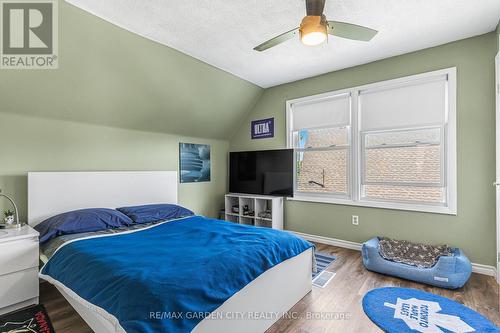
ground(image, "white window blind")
xmin=359 ymin=76 xmax=447 ymax=131
xmin=291 ymin=93 xmax=350 ymax=131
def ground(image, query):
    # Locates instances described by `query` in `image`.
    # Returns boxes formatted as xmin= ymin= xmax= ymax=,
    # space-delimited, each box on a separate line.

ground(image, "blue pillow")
xmin=35 ymin=208 xmax=133 ymax=244
xmin=117 ymin=204 xmax=194 ymax=224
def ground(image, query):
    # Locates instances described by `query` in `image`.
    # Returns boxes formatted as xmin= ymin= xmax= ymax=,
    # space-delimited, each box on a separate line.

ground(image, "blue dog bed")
xmin=362 ymin=237 xmax=472 ymax=289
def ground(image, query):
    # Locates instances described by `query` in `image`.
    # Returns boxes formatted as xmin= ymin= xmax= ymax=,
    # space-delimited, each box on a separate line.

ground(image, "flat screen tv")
xmin=229 ymin=149 xmax=293 ymax=197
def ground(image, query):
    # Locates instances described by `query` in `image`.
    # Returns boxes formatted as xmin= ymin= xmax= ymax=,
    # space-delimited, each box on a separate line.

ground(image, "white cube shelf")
xmin=224 ymin=193 xmax=283 ymax=230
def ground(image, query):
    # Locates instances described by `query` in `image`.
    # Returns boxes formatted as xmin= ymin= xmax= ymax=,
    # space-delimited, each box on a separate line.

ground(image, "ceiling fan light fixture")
xmin=300 ymin=15 xmax=327 ymax=46
xmin=252 ymin=0 xmax=378 ymax=52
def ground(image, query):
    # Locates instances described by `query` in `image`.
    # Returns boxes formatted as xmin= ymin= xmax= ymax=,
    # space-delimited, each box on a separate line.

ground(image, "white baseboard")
xmin=471 ymin=263 xmax=497 ymax=277
xmin=291 ymin=231 xmax=497 ymax=278
xmin=291 ymin=231 xmax=363 ymax=251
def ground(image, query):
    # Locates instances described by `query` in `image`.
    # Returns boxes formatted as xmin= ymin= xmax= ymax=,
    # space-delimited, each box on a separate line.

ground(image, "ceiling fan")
xmin=253 ymin=0 xmax=378 ymax=51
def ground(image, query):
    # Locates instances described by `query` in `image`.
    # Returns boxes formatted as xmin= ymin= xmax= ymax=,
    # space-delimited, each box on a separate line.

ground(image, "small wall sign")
xmin=251 ymin=118 xmax=274 ymax=139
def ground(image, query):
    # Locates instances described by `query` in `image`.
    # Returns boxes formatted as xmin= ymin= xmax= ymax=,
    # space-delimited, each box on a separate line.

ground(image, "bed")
xmin=29 ymin=171 xmax=313 ymax=333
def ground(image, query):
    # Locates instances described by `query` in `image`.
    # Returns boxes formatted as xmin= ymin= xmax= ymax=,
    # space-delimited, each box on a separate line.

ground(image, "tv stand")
xmin=224 ymin=193 xmax=283 ymax=230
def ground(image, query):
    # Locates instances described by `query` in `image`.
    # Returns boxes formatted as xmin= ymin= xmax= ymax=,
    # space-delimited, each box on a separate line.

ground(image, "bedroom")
xmin=0 ymin=0 xmax=499 ymax=332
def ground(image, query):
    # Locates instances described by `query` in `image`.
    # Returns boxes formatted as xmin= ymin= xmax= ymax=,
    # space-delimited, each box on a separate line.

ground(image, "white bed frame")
xmin=29 ymin=171 xmax=312 ymax=333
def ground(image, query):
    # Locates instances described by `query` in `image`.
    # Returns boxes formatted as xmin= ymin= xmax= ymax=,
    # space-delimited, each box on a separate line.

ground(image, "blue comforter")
xmin=40 ymin=216 xmax=313 ymax=333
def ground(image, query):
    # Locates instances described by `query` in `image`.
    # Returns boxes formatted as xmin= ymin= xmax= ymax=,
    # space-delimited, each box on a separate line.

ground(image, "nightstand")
xmin=0 ymin=225 xmax=39 ymax=315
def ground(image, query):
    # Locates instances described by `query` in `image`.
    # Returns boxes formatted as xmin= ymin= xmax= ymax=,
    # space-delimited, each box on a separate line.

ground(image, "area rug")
xmin=0 ymin=304 xmax=55 ymax=333
xmin=313 ymin=252 xmax=336 ymax=279
xmin=362 ymin=287 xmax=500 ymax=333
xmin=311 ymin=252 xmax=336 ymax=287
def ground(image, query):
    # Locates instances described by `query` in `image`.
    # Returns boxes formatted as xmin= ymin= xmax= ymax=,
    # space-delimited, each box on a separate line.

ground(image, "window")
xmin=286 ymin=68 xmax=456 ymax=214
xmin=295 ymin=127 xmax=350 ymax=195
xmin=290 ymin=93 xmax=352 ymax=198
xmin=362 ymin=127 xmax=444 ymax=204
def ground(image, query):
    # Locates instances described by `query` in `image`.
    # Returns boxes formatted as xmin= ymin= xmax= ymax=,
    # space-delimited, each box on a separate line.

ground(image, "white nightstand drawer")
xmin=0 ymin=267 xmax=39 ymax=308
xmin=0 ymin=238 xmax=38 ymax=276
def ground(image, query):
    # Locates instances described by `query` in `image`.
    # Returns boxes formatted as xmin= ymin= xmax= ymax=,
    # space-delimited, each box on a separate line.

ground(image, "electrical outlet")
xmin=352 ymin=215 xmax=359 ymax=226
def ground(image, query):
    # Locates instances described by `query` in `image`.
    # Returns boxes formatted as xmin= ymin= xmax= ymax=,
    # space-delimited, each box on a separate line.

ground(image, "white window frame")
xmin=286 ymin=68 xmax=457 ymax=215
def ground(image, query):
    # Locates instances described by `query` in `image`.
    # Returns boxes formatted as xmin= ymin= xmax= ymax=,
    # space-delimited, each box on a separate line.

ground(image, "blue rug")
xmin=312 ymin=252 xmax=336 ymax=279
xmin=363 ymin=287 xmax=500 ymax=333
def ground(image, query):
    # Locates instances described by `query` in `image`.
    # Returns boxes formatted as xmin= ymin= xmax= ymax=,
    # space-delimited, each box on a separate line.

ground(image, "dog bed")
xmin=362 ymin=237 xmax=472 ymax=289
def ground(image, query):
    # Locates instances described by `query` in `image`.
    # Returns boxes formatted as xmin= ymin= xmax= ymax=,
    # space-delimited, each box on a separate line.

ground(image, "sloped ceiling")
xmin=64 ymin=0 xmax=500 ymax=88
xmin=0 ymin=1 xmax=263 ymax=139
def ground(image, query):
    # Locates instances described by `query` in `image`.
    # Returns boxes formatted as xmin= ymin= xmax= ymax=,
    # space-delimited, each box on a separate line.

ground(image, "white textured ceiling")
xmin=66 ymin=0 xmax=500 ymax=88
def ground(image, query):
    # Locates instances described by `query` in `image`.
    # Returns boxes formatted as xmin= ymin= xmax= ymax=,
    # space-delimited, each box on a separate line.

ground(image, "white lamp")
xmin=0 ymin=189 xmax=21 ymax=229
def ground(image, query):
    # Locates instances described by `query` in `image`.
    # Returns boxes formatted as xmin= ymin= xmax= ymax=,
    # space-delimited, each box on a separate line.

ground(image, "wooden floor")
xmin=40 ymin=243 xmax=500 ymax=333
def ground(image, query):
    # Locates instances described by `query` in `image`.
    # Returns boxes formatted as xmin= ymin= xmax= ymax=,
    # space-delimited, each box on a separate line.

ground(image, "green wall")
xmin=0 ymin=0 xmax=263 ymax=139
xmin=0 ymin=112 xmax=228 ymax=220
xmin=231 ymin=33 xmax=497 ymax=266
xmin=0 ymin=0 xmax=264 ymax=222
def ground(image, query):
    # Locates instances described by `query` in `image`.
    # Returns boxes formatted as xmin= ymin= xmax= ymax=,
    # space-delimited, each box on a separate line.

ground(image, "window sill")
xmin=287 ymin=195 xmax=457 ymax=215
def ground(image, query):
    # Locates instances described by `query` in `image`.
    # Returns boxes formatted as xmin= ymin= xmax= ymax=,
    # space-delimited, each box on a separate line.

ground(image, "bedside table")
xmin=0 ymin=225 xmax=39 ymax=315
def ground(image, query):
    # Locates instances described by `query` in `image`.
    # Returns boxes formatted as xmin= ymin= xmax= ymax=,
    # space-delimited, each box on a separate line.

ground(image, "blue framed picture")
xmin=179 ymin=143 xmax=211 ymax=183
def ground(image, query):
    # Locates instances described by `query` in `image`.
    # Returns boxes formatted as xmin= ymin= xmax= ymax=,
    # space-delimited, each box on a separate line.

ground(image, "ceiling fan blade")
xmin=327 ymin=21 xmax=377 ymax=41
xmin=306 ymin=0 xmax=326 ymax=16
xmin=253 ymin=28 xmax=299 ymax=52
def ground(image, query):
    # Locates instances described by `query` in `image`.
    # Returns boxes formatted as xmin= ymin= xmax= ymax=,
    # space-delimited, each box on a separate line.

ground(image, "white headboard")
xmin=28 ymin=171 xmax=178 ymax=226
